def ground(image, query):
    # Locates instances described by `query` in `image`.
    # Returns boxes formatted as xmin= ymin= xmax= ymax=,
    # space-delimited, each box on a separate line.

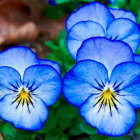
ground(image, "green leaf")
xmin=70 ymin=116 xmax=83 ymax=136
xmin=1 ymin=123 xmax=16 ymax=137
xmin=56 ymin=0 xmax=71 ymax=4
xmin=57 ymin=104 xmax=78 ymax=119
xmin=59 ymin=117 xmax=71 ymax=130
xmin=107 ymin=136 xmax=130 ymax=140
xmin=90 ymin=135 xmax=107 ymax=140
xmin=5 ymin=136 xmax=15 ymax=140
xmin=44 ymin=6 xmax=65 ymax=19
xmin=38 ymin=110 xmax=59 ymax=133
xmin=45 ymin=132 xmax=68 ymax=140
xmin=80 ymin=121 xmax=97 ymax=135
xmin=136 ymin=46 xmax=140 ymax=55
xmin=116 ymin=0 xmax=126 ymax=8
xmin=134 ymin=112 xmax=140 ymax=134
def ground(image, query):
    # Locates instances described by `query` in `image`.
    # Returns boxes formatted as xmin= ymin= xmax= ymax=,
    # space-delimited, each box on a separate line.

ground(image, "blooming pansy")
xmin=66 ymin=2 xmax=140 ymax=58
xmin=63 ymin=38 xmax=140 ymax=136
xmin=0 ymin=47 xmax=61 ymax=131
xmin=48 ymin=0 xmax=57 ymax=6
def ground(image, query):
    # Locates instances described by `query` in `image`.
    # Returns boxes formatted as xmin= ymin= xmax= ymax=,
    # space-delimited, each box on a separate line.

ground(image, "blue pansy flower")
xmin=0 ymin=47 xmax=61 ymax=131
xmin=63 ymin=37 xmax=140 ymax=136
xmin=66 ymin=2 xmax=140 ymax=59
xmin=48 ymin=0 xmax=57 ymax=6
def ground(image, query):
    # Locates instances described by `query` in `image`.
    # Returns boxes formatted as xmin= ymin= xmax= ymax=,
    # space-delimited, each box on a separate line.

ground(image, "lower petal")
xmin=63 ymin=60 xmax=108 ymax=107
xmin=80 ymin=95 xmax=136 ymax=136
xmin=110 ymin=62 xmax=140 ymax=108
xmin=0 ymin=94 xmax=48 ymax=131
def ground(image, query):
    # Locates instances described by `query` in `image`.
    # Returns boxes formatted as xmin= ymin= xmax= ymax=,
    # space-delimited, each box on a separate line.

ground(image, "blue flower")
xmin=63 ymin=38 xmax=140 ymax=136
xmin=0 ymin=47 xmax=61 ymax=131
xmin=48 ymin=0 xmax=57 ymax=6
xmin=66 ymin=2 xmax=140 ymax=59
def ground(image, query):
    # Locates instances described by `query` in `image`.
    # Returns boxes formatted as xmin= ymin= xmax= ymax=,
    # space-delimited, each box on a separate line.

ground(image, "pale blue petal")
xmin=77 ymin=37 xmax=133 ymax=76
xmin=106 ymin=18 xmax=140 ymax=52
xmin=110 ymin=62 xmax=140 ymax=108
xmin=0 ymin=47 xmax=39 ymax=78
xmin=0 ymin=66 xmax=22 ymax=100
xmin=67 ymin=21 xmax=105 ymax=59
xmin=66 ymin=2 xmax=114 ymax=31
xmin=23 ymin=65 xmax=61 ymax=106
xmin=63 ymin=60 xmax=108 ymax=107
xmin=109 ymin=8 xmax=137 ymax=22
xmin=80 ymin=95 xmax=136 ymax=136
xmin=39 ymin=59 xmax=61 ymax=74
xmin=0 ymin=94 xmax=48 ymax=131
xmin=134 ymin=54 xmax=140 ymax=63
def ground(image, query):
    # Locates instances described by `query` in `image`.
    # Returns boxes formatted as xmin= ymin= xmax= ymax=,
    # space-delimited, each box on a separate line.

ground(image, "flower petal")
xmin=134 ymin=54 xmax=140 ymax=63
xmin=106 ymin=18 xmax=140 ymax=52
xmin=66 ymin=2 xmax=114 ymax=31
xmin=0 ymin=47 xmax=39 ymax=78
xmin=77 ymin=37 xmax=133 ymax=76
xmin=109 ymin=8 xmax=137 ymax=22
xmin=110 ymin=62 xmax=140 ymax=108
xmin=67 ymin=21 xmax=105 ymax=59
xmin=23 ymin=65 xmax=62 ymax=106
xmin=80 ymin=95 xmax=136 ymax=136
xmin=63 ymin=60 xmax=108 ymax=107
xmin=0 ymin=66 xmax=22 ymax=100
xmin=39 ymin=59 xmax=61 ymax=74
xmin=0 ymin=94 xmax=48 ymax=131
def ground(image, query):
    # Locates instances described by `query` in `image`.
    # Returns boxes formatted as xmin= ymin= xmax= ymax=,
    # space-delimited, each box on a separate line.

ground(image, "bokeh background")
xmin=0 ymin=0 xmax=140 ymax=140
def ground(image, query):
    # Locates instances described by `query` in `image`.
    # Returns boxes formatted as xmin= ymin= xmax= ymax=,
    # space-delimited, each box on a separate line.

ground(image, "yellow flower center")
xmin=12 ymin=88 xmax=34 ymax=108
xmin=99 ymin=88 xmax=116 ymax=106
xmin=94 ymin=87 xmax=119 ymax=115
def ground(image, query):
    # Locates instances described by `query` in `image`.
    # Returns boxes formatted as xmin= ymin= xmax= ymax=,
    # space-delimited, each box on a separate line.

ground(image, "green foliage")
xmin=45 ymin=30 xmax=75 ymax=76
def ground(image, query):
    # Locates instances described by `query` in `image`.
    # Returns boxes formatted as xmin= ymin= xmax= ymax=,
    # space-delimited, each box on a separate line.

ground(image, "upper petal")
xmin=109 ymin=8 xmax=137 ymax=22
xmin=0 ymin=94 xmax=48 ymax=131
xmin=23 ymin=65 xmax=62 ymax=106
xmin=66 ymin=2 xmax=114 ymax=31
xmin=77 ymin=37 xmax=133 ymax=76
xmin=0 ymin=47 xmax=39 ymax=78
xmin=63 ymin=60 xmax=108 ymax=107
xmin=80 ymin=95 xmax=136 ymax=136
xmin=106 ymin=18 xmax=140 ymax=52
xmin=0 ymin=66 xmax=22 ymax=100
xmin=39 ymin=59 xmax=61 ymax=74
xmin=67 ymin=21 xmax=105 ymax=59
xmin=110 ymin=62 xmax=140 ymax=108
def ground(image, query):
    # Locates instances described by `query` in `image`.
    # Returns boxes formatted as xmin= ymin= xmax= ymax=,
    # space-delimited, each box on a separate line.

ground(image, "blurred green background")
xmin=0 ymin=0 xmax=140 ymax=140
